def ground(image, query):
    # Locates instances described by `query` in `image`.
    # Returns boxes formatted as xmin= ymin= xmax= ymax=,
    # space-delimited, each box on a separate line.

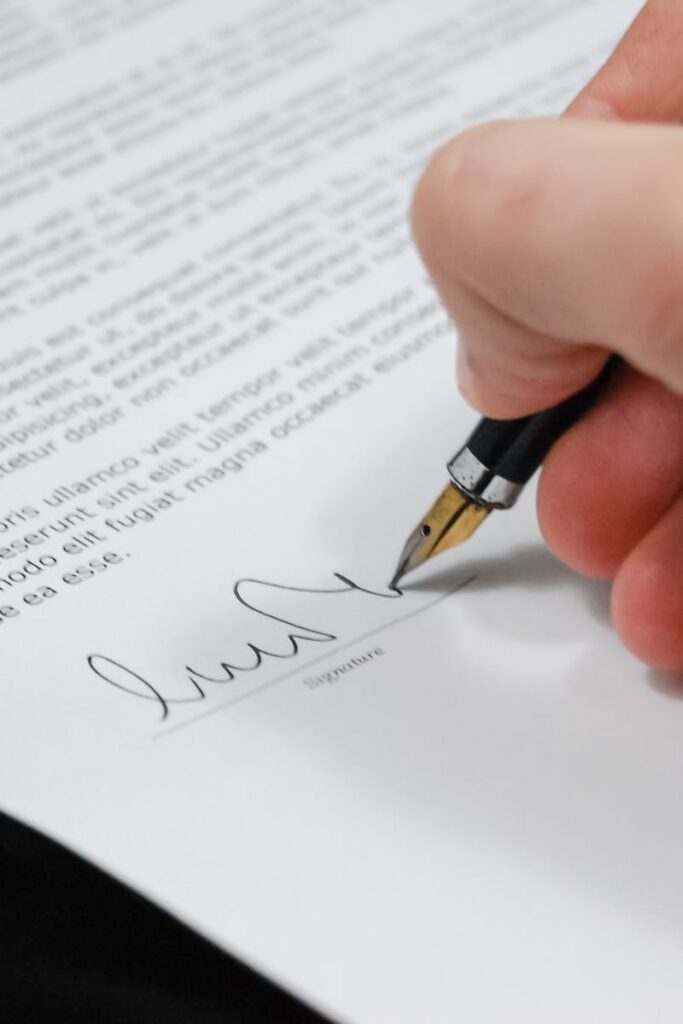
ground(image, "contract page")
xmin=3 ymin=2 xmax=680 ymax=1022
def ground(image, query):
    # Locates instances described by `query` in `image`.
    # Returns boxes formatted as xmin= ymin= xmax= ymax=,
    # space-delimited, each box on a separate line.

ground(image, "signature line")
xmin=155 ymin=575 xmax=475 ymax=740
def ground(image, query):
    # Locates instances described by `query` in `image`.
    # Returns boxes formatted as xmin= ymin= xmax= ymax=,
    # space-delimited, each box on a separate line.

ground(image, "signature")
xmin=87 ymin=574 xmax=402 ymax=721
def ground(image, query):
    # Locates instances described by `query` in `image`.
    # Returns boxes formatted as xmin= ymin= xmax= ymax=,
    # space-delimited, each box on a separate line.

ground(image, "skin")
xmin=412 ymin=0 xmax=683 ymax=673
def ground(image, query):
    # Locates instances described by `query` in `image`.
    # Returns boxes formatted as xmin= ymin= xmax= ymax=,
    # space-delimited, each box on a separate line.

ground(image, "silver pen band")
xmin=447 ymin=446 xmax=523 ymax=510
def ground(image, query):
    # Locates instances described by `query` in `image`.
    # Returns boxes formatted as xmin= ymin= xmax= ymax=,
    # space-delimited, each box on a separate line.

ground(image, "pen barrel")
xmin=448 ymin=357 xmax=617 ymax=508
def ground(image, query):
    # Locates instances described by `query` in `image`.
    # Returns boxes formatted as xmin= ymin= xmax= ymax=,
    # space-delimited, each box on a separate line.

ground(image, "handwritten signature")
xmin=87 ymin=574 xmax=402 ymax=721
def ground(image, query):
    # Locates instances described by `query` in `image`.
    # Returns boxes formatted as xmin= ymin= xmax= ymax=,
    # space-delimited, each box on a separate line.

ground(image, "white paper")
xmin=4 ymin=2 xmax=682 ymax=1022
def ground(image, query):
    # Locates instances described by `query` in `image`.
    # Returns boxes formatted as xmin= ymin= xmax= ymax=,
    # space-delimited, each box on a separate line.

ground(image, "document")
xmin=3 ymin=1 xmax=681 ymax=1021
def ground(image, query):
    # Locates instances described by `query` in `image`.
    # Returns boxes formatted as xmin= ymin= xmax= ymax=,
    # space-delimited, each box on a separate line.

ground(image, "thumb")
xmin=412 ymin=116 xmax=683 ymax=418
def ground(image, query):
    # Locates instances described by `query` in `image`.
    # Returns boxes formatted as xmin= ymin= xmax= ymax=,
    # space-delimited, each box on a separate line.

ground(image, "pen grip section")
xmin=465 ymin=357 xmax=617 ymax=486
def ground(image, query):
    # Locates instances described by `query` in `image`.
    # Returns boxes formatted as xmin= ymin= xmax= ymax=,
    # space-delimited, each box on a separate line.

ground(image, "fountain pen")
xmin=390 ymin=358 xmax=616 ymax=588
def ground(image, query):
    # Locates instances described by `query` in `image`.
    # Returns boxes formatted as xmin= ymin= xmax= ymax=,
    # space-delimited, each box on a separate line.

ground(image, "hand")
xmin=412 ymin=0 xmax=683 ymax=673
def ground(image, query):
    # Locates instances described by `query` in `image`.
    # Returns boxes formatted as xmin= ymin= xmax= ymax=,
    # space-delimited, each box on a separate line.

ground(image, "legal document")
xmin=3 ymin=1 xmax=681 ymax=1022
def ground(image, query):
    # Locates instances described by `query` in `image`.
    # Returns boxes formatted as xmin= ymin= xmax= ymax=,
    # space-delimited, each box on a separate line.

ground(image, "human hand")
xmin=412 ymin=0 xmax=682 ymax=672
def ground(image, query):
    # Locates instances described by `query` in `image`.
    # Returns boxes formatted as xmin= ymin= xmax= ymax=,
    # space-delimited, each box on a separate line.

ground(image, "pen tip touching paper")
xmin=388 ymin=568 xmax=405 ymax=592
xmin=390 ymin=484 xmax=490 ymax=587
xmin=388 ymin=533 xmax=426 ymax=590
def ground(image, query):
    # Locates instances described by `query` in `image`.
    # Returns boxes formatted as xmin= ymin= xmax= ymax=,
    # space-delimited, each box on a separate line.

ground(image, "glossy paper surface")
xmin=3 ymin=3 xmax=679 ymax=1022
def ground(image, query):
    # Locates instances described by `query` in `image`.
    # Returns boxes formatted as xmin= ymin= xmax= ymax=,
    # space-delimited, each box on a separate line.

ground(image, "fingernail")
xmin=456 ymin=347 xmax=474 ymax=400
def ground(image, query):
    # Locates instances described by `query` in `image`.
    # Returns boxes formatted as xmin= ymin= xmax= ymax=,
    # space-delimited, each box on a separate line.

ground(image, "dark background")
xmin=1 ymin=812 xmax=332 ymax=1023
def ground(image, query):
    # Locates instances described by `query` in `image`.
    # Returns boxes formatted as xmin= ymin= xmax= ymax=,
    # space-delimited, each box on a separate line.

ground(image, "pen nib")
xmin=388 ymin=569 xmax=404 ymax=592
xmin=389 ymin=484 xmax=489 ymax=589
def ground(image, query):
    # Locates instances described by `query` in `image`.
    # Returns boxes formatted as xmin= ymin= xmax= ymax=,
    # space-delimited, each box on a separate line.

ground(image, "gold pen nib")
xmin=389 ymin=484 xmax=489 ymax=589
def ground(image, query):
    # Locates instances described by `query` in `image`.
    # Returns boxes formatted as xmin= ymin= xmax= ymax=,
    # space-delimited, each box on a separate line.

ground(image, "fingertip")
xmin=611 ymin=497 xmax=683 ymax=675
xmin=411 ymin=120 xmax=520 ymax=281
xmin=538 ymin=370 xmax=683 ymax=582
xmin=537 ymin=446 xmax=618 ymax=580
xmin=411 ymin=132 xmax=462 ymax=265
xmin=537 ymin=379 xmax=626 ymax=581
xmin=412 ymin=121 xmax=617 ymax=419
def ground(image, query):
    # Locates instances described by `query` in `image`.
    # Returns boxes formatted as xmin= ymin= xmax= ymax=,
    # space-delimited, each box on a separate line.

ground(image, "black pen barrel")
xmin=448 ymin=357 xmax=617 ymax=507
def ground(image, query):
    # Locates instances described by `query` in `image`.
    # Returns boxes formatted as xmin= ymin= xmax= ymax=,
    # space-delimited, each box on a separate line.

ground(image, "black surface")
xmin=466 ymin=357 xmax=617 ymax=486
xmin=0 ymin=812 xmax=333 ymax=1024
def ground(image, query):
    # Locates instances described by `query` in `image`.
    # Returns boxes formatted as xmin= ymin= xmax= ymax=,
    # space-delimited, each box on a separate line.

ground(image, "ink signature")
xmin=87 ymin=574 xmax=402 ymax=721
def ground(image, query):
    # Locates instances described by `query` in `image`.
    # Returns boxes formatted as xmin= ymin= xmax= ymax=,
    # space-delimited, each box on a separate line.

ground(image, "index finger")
xmin=568 ymin=0 xmax=683 ymax=121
